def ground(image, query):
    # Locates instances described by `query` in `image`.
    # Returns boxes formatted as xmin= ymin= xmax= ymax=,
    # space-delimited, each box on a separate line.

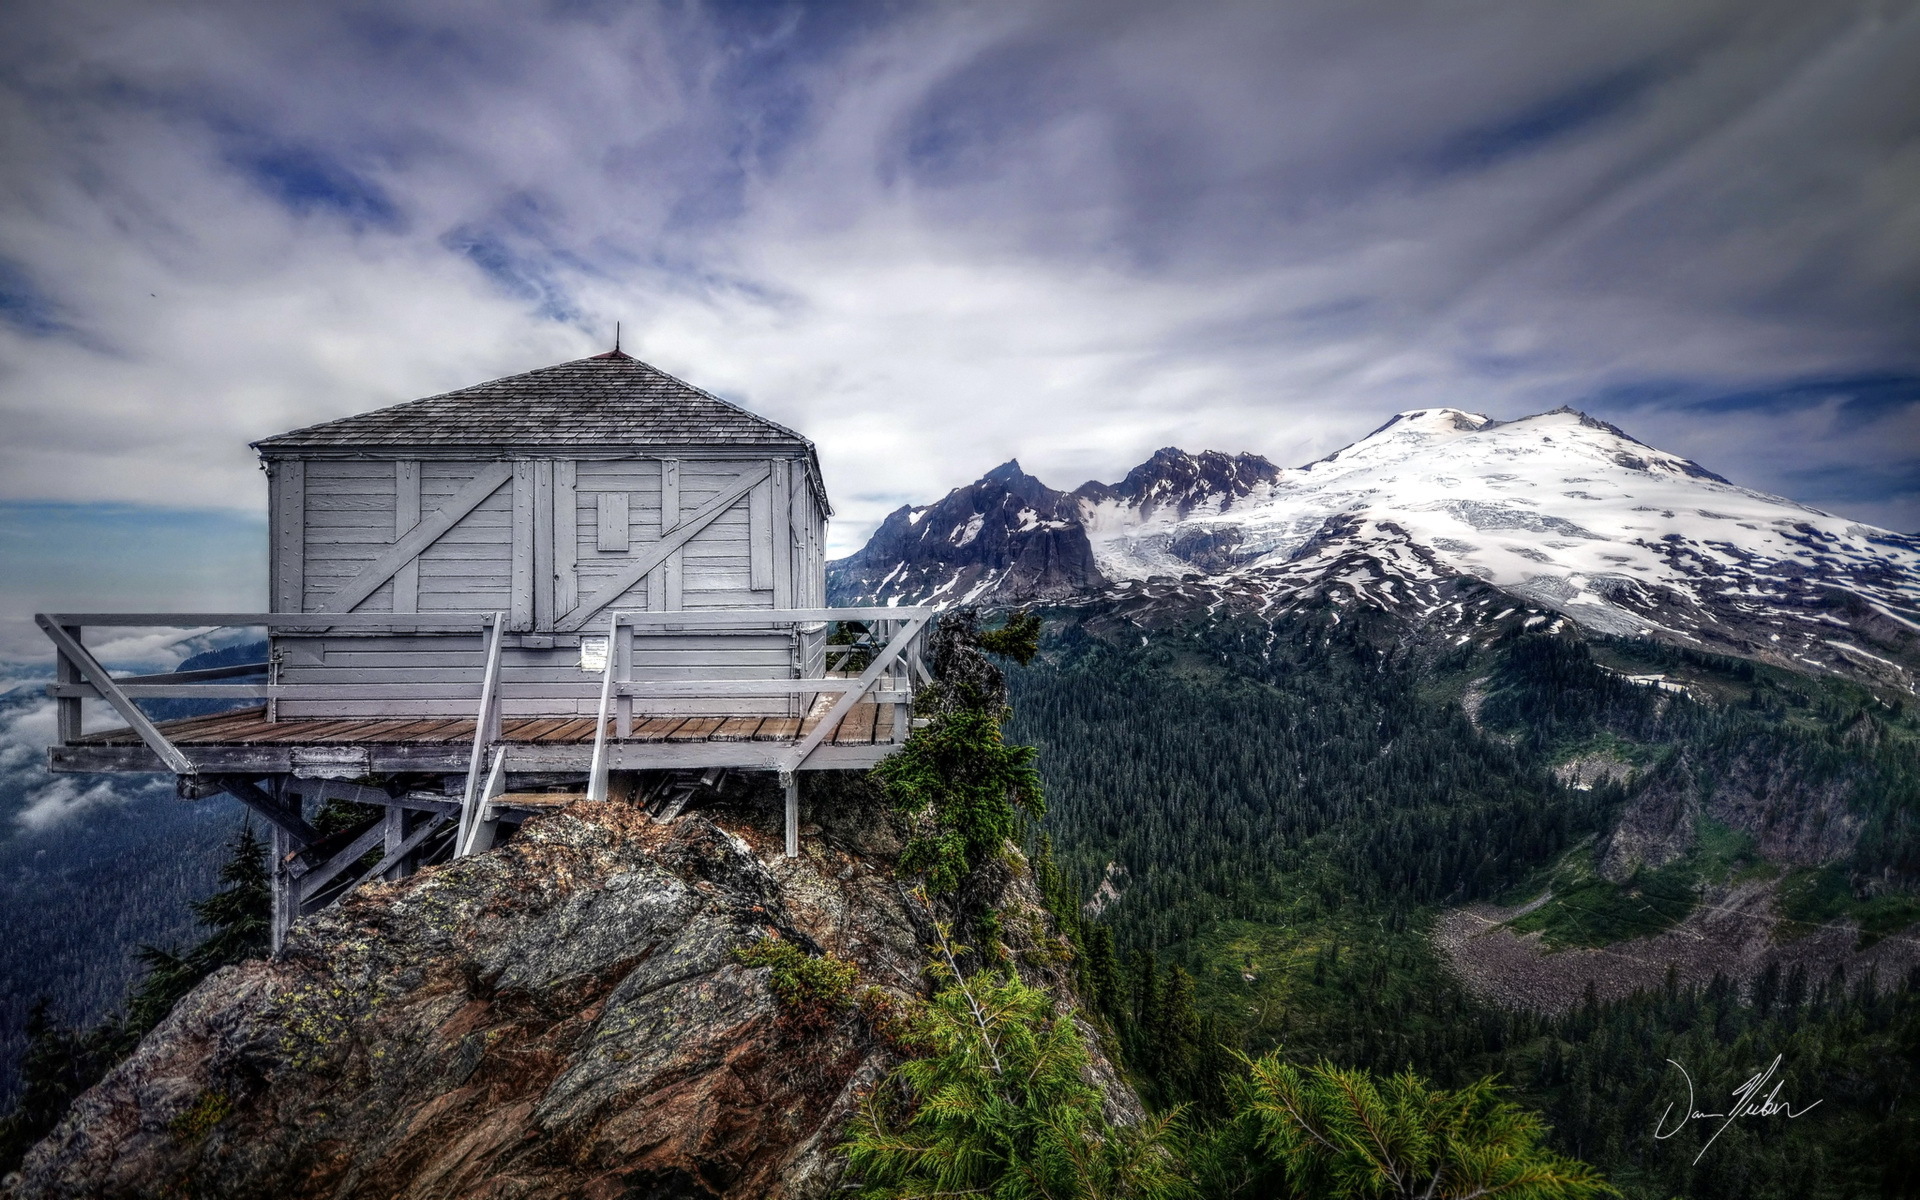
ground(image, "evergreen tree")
xmin=0 ymin=822 xmax=271 ymax=1172
xmin=844 ymin=926 xmax=1190 ymax=1200
xmin=1238 ymin=1052 xmax=1616 ymax=1200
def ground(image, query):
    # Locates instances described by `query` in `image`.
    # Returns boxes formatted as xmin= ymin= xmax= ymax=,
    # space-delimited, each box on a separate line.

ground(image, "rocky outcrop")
xmin=1599 ymin=747 xmax=1862 ymax=882
xmin=5 ymin=780 xmax=1135 ymax=1199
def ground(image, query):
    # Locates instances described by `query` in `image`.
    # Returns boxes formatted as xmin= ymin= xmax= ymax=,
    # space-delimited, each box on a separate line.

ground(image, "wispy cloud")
xmin=0 ymin=697 xmax=168 ymax=831
xmin=0 ymin=0 xmax=1913 ymax=568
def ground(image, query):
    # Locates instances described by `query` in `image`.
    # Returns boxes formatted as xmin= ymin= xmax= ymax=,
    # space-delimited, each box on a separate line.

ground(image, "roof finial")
xmin=590 ymin=321 xmax=633 ymax=360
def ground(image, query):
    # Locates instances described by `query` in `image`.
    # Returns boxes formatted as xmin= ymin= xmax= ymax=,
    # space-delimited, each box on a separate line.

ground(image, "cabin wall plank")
xmin=553 ymin=459 xmax=578 ymax=618
xmin=511 ymin=461 xmax=535 ymax=629
xmin=272 ymin=460 xmax=305 ymax=613
xmin=595 ymin=492 xmax=629 ymax=552
xmin=660 ymin=458 xmax=682 ymax=610
xmin=532 ymin=459 xmax=554 ymax=630
xmin=393 ymin=461 xmax=420 ymax=613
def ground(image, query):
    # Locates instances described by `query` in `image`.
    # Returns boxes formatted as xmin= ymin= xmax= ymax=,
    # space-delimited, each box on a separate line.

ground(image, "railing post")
xmin=616 ymin=617 xmax=633 ymax=738
xmin=54 ymin=625 xmax=82 ymax=743
xmin=457 ymin=613 xmax=507 ymax=850
xmin=585 ymin=612 xmax=624 ymax=804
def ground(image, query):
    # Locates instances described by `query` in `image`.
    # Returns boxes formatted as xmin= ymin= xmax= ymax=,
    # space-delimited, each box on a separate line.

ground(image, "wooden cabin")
xmin=40 ymin=349 xmax=929 ymax=949
xmin=253 ymin=348 xmax=832 ymax=719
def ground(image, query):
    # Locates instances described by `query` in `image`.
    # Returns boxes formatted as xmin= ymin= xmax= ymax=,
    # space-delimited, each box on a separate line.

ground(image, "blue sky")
xmin=0 ymin=0 xmax=1916 ymax=652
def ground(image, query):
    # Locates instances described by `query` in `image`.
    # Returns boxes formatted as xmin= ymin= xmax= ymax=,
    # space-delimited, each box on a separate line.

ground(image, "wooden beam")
xmin=35 ymin=616 xmax=194 ymax=774
xmin=784 ymin=775 xmax=799 ymax=858
xmin=271 ymin=824 xmax=291 ymax=955
xmin=456 ymin=614 xmax=506 ymax=833
xmin=771 ymin=459 xmax=792 ymax=609
xmin=553 ymin=460 xmax=578 ymax=618
xmin=394 ymin=460 xmax=420 ymax=614
xmin=215 ymin=776 xmax=321 ymax=847
xmin=556 ymin=463 xmax=771 ymax=632
xmin=314 ymin=462 xmax=514 ymax=614
xmin=54 ymin=624 xmax=82 ymax=743
xmin=271 ymin=459 xmax=305 ymax=612
xmin=749 ymin=478 xmax=773 ymax=592
xmin=107 ymin=661 xmax=269 ymax=686
xmin=661 ymin=459 xmax=682 ymax=611
xmin=458 ymin=747 xmax=509 ymax=857
xmin=532 ymin=459 xmax=554 ymax=631
xmin=292 ymin=818 xmax=389 ymax=902
xmin=40 ymin=612 xmax=503 ymax=628
xmin=511 ymin=460 xmax=536 ymax=631
xmin=362 ymin=815 xmax=450 ymax=886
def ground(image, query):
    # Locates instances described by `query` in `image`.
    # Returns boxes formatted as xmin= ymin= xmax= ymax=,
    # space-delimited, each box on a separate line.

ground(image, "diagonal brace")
xmin=37 ymin=615 xmax=194 ymax=774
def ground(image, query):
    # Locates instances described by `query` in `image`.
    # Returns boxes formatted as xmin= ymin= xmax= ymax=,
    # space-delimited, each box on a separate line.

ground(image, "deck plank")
xmin=709 ymin=716 xmax=764 ymax=742
xmin=833 ymin=702 xmax=877 ymax=745
xmin=505 ymin=717 xmax=573 ymax=741
xmin=754 ymin=717 xmax=800 ymax=741
xmin=153 ymin=711 xmax=273 ymax=744
xmin=548 ymin=717 xmax=601 ymax=742
xmin=629 ymin=717 xmax=687 ymax=743
xmin=667 ymin=717 xmax=725 ymax=743
xmin=71 ymin=700 xmax=909 ymax=752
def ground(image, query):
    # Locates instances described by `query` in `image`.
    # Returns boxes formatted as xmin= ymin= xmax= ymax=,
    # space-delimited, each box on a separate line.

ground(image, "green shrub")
xmin=844 ymin=925 xmax=1190 ymax=1200
xmin=734 ymin=938 xmax=858 ymax=1031
xmin=1240 ymin=1052 xmax=1615 ymax=1199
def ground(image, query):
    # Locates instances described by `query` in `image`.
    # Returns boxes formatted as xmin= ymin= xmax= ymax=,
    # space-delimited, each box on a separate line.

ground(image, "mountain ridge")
xmin=829 ymin=407 xmax=1920 ymax=692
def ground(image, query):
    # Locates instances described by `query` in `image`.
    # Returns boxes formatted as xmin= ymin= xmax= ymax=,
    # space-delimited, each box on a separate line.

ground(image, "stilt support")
xmin=782 ymin=771 xmax=799 ymax=858
xmin=270 ymin=824 xmax=292 ymax=955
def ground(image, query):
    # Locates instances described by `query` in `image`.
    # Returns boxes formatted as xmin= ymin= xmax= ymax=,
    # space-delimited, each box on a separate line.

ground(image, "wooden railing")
xmin=37 ymin=608 xmax=933 ymax=848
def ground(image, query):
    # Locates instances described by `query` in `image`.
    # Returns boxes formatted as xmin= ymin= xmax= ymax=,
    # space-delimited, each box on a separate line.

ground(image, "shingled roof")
xmin=252 ymin=352 xmax=812 ymax=452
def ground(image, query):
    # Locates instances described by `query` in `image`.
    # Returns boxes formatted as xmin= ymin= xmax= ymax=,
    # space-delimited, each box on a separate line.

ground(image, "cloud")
xmin=0 ymin=696 xmax=167 ymax=831
xmin=0 ymin=0 xmax=1914 ymax=574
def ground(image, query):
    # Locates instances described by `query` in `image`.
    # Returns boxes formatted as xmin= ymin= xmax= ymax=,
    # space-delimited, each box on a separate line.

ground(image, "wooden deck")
xmin=71 ymin=702 xmax=896 ymax=748
xmin=53 ymin=701 xmax=903 ymax=776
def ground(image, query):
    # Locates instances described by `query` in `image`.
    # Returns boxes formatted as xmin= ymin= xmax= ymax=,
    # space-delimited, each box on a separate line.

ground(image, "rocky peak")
xmin=827 ymin=461 xmax=1100 ymax=609
xmin=1077 ymin=448 xmax=1280 ymax=518
xmin=6 ymin=782 xmax=1135 ymax=1200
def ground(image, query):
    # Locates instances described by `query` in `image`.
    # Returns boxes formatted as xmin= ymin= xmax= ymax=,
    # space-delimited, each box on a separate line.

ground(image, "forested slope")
xmin=1008 ymin=599 xmax=1920 ymax=1200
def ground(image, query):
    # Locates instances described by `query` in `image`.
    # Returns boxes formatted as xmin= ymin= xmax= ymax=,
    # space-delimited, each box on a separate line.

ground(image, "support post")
xmin=783 ymin=771 xmax=799 ymax=858
xmin=382 ymin=805 xmax=408 ymax=882
xmin=270 ymin=824 xmax=292 ymax=955
xmin=458 ymin=747 xmax=508 ymax=857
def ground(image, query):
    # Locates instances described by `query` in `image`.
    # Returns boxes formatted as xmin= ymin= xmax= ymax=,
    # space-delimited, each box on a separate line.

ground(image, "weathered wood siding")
xmin=270 ymin=450 xmax=829 ymax=719
xmin=274 ymin=629 xmax=800 ymax=717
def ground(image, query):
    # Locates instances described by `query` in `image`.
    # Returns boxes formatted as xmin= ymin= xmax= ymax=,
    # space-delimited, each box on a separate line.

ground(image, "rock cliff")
xmin=5 ymin=778 xmax=1134 ymax=1200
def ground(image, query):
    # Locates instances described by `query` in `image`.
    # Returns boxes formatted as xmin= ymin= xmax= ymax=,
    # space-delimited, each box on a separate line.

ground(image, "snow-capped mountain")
xmin=828 ymin=407 xmax=1920 ymax=691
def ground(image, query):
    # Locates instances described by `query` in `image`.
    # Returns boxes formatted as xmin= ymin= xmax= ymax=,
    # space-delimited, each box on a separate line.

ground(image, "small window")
xmin=596 ymin=492 xmax=630 ymax=552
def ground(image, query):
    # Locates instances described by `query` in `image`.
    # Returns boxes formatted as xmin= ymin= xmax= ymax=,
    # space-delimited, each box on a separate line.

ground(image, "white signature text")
xmin=1653 ymin=1055 xmax=1822 ymax=1164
